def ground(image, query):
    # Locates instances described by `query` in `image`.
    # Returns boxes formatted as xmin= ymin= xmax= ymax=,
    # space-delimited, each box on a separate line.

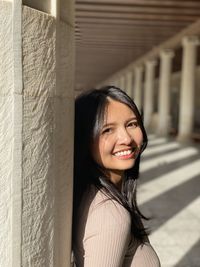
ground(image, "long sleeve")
xmin=83 ymin=199 xmax=131 ymax=267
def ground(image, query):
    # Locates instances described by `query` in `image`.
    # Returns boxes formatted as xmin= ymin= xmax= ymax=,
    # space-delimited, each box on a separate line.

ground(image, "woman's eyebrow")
xmin=126 ymin=116 xmax=137 ymax=122
xmin=102 ymin=117 xmax=137 ymax=128
xmin=102 ymin=122 xmax=116 ymax=128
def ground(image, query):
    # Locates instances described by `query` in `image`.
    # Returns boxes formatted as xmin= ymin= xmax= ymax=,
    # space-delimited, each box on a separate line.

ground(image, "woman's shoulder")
xmin=81 ymin=185 xmax=131 ymax=228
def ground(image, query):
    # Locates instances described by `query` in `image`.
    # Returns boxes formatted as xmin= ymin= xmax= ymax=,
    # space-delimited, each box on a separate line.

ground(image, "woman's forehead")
xmin=105 ymin=100 xmax=135 ymax=117
xmin=103 ymin=99 xmax=136 ymax=121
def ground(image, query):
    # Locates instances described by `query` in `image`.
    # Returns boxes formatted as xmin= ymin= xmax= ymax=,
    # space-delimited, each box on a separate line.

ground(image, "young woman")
xmin=73 ymin=86 xmax=160 ymax=267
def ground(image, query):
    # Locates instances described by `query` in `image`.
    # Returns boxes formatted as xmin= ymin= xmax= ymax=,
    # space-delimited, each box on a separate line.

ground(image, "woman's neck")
xmin=108 ymin=170 xmax=124 ymax=191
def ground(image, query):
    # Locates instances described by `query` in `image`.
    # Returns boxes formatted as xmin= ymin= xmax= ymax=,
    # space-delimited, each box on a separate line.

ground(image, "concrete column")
xmin=111 ymin=79 xmax=119 ymax=88
xmin=143 ymin=59 xmax=157 ymax=127
xmin=157 ymin=49 xmax=174 ymax=136
xmin=125 ymin=71 xmax=133 ymax=98
xmin=109 ymin=79 xmax=114 ymax=86
xmin=116 ymin=78 xmax=121 ymax=88
xmin=133 ymin=65 xmax=143 ymax=112
xmin=119 ymin=75 xmax=126 ymax=90
xmin=0 ymin=1 xmax=74 ymax=267
xmin=114 ymin=79 xmax=119 ymax=87
xmin=178 ymin=36 xmax=199 ymax=141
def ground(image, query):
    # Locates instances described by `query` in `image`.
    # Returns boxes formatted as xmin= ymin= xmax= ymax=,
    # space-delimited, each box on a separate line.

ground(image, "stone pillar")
xmin=111 ymin=79 xmax=119 ymax=88
xmin=116 ymin=78 xmax=121 ymax=88
xmin=125 ymin=71 xmax=133 ymax=98
xmin=133 ymin=65 xmax=143 ymax=112
xmin=114 ymin=79 xmax=119 ymax=87
xmin=143 ymin=59 xmax=157 ymax=127
xmin=0 ymin=1 xmax=74 ymax=267
xmin=109 ymin=79 xmax=114 ymax=86
xmin=157 ymin=49 xmax=174 ymax=136
xmin=119 ymin=75 xmax=126 ymax=90
xmin=178 ymin=36 xmax=199 ymax=141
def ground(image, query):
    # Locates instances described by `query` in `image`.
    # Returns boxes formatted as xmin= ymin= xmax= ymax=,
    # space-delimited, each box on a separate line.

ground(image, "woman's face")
xmin=91 ymin=99 xmax=143 ymax=182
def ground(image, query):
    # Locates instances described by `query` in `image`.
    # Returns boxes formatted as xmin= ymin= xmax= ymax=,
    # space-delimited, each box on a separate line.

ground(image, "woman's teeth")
xmin=114 ymin=149 xmax=132 ymax=156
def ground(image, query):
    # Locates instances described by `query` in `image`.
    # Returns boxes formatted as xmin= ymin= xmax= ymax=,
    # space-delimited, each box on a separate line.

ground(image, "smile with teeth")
xmin=114 ymin=149 xmax=134 ymax=157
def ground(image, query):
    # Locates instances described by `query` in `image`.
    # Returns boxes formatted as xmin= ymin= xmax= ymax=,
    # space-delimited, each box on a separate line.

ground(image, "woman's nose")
xmin=117 ymin=128 xmax=132 ymax=144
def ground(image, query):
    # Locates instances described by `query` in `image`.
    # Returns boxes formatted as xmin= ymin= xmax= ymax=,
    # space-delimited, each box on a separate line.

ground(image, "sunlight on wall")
xmin=51 ymin=0 xmax=57 ymax=17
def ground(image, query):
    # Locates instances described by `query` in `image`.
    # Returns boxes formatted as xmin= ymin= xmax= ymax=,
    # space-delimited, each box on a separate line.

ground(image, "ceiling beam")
xmin=76 ymin=4 xmax=200 ymax=16
xmin=76 ymin=11 xmax=198 ymax=21
xmin=76 ymin=0 xmax=200 ymax=8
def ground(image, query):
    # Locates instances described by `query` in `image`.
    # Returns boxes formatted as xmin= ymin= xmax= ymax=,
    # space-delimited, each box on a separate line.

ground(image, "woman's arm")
xmin=82 ymin=199 xmax=131 ymax=267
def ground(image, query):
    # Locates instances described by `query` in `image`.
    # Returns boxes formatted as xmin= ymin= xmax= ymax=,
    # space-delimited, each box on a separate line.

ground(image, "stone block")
xmin=0 ymin=1 xmax=13 ymax=96
xmin=57 ymin=21 xmax=74 ymax=98
xmin=21 ymin=94 xmax=74 ymax=266
xmin=22 ymin=95 xmax=55 ymax=266
xmin=12 ymin=94 xmax=23 ymax=267
xmin=22 ymin=6 xmax=56 ymax=97
xmin=0 ymin=96 xmax=13 ymax=267
xmin=53 ymin=96 xmax=74 ymax=266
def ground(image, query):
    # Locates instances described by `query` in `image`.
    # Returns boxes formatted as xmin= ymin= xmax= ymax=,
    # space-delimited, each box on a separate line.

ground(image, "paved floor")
xmin=138 ymin=135 xmax=200 ymax=267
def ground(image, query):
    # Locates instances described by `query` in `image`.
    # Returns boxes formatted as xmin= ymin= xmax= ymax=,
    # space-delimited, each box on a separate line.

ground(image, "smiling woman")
xmin=72 ymin=86 xmax=160 ymax=267
xmin=91 ymin=99 xmax=143 ymax=189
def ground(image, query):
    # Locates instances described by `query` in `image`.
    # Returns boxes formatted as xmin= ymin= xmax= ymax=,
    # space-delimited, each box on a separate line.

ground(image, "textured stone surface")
xmin=23 ymin=6 xmax=56 ymax=97
xmin=0 ymin=2 xmax=13 ymax=267
xmin=0 ymin=1 xmax=13 ymax=96
xmin=0 ymin=97 xmax=13 ymax=267
xmin=53 ymin=97 xmax=74 ymax=267
xmin=22 ymin=6 xmax=74 ymax=267
xmin=58 ymin=21 xmax=75 ymax=98
xmin=22 ymin=7 xmax=56 ymax=267
xmin=22 ymin=96 xmax=55 ymax=267
xmin=1 ymin=2 xmax=74 ymax=266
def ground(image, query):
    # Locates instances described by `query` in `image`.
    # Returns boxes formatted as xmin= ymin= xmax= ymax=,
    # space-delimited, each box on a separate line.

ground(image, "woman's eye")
xmin=127 ymin=121 xmax=138 ymax=128
xmin=102 ymin=128 xmax=113 ymax=134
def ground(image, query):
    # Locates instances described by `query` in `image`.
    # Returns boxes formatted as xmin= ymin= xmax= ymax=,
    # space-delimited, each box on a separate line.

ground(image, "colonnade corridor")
xmin=138 ymin=135 xmax=200 ymax=267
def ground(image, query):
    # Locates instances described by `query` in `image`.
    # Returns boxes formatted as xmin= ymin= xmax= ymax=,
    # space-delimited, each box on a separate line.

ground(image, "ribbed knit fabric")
xmin=73 ymin=186 xmax=161 ymax=267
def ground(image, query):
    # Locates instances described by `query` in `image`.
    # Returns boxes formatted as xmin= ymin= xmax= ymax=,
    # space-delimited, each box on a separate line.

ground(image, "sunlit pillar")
xmin=114 ymin=79 xmax=119 ymax=87
xmin=143 ymin=59 xmax=157 ymax=128
xmin=119 ymin=75 xmax=126 ymax=90
xmin=110 ymin=79 xmax=115 ymax=86
xmin=112 ymin=78 xmax=119 ymax=87
xmin=114 ymin=78 xmax=120 ymax=87
xmin=125 ymin=71 xmax=133 ymax=98
xmin=133 ymin=65 xmax=143 ymax=112
xmin=157 ymin=49 xmax=174 ymax=136
xmin=0 ymin=1 xmax=75 ymax=267
xmin=178 ymin=36 xmax=199 ymax=141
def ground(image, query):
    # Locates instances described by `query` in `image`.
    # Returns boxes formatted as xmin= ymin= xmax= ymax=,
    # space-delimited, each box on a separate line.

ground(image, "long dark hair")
xmin=73 ymin=86 xmax=148 ymax=243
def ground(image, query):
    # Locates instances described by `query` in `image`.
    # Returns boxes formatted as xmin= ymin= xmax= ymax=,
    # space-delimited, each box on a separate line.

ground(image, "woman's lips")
xmin=113 ymin=148 xmax=136 ymax=159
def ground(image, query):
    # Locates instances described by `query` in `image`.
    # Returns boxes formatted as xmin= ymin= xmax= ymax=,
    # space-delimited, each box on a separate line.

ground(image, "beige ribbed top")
xmin=73 ymin=186 xmax=161 ymax=267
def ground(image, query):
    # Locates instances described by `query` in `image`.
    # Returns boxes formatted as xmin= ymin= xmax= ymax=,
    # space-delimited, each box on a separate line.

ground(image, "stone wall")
xmin=0 ymin=2 xmax=74 ymax=267
xmin=0 ymin=2 xmax=13 ymax=266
